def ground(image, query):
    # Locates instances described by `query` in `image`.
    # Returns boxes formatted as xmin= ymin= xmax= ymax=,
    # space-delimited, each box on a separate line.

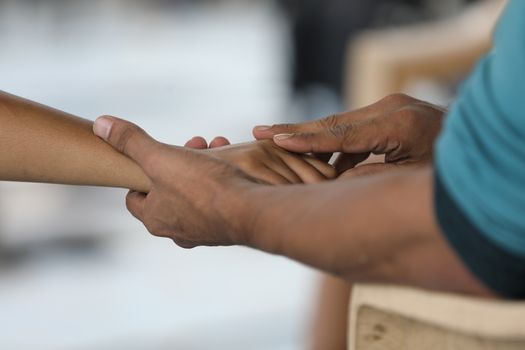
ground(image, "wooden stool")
xmin=348 ymin=284 xmax=525 ymax=350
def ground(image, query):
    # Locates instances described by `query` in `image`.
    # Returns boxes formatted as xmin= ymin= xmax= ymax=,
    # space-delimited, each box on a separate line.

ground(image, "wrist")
xmin=228 ymin=183 xmax=280 ymax=249
xmin=228 ymin=184 xmax=264 ymax=246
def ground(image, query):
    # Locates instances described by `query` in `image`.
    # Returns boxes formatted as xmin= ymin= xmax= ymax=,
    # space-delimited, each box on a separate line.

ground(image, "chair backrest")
xmin=348 ymin=284 xmax=525 ymax=350
xmin=344 ymin=0 xmax=506 ymax=109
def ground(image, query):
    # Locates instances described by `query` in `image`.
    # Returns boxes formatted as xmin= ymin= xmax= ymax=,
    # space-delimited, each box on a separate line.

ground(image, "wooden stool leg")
xmin=310 ymin=274 xmax=352 ymax=350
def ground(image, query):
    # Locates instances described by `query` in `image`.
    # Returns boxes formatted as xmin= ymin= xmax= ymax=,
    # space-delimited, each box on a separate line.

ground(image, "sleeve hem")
xmin=434 ymin=168 xmax=525 ymax=299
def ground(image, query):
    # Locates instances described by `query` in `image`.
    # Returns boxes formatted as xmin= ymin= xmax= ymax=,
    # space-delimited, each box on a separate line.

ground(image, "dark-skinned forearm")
xmin=239 ymin=167 xmax=492 ymax=296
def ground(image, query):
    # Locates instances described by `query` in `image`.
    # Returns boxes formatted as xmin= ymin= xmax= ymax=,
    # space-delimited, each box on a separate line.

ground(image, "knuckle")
xmin=395 ymin=108 xmax=419 ymax=125
xmin=125 ymin=196 xmax=135 ymax=212
xmin=383 ymin=93 xmax=413 ymax=105
xmin=144 ymin=219 xmax=166 ymax=238
xmin=173 ymin=238 xmax=196 ymax=249
xmin=323 ymin=164 xmax=338 ymax=179
xmin=144 ymin=225 xmax=159 ymax=237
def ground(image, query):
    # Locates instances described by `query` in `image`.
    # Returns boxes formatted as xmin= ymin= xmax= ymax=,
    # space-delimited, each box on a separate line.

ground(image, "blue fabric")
xmin=435 ymin=171 xmax=525 ymax=298
xmin=435 ymin=0 xmax=525 ymax=295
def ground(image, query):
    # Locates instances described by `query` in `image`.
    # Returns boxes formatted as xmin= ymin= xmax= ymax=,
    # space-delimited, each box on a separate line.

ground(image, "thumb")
xmin=272 ymin=122 xmax=377 ymax=154
xmin=93 ymin=116 xmax=159 ymax=169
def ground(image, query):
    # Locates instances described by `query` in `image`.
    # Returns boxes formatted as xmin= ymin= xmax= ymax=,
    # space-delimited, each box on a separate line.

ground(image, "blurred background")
xmin=0 ymin=0 xmax=503 ymax=349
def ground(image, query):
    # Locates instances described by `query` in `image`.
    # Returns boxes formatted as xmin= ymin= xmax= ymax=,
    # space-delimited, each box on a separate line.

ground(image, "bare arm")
xmin=92 ymin=116 xmax=493 ymax=297
xmin=242 ymin=167 xmax=491 ymax=296
xmin=0 ymin=91 xmax=151 ymax=192
xmin=0 ymin=91 xmax=336 ymax=192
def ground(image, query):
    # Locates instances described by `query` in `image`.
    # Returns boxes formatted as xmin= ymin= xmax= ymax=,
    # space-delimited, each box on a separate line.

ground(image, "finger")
xmin=272 ymin=121 xmax=384 ymax=155
xmin=93 ymin=116 xmax=159 ymax=168
xmin=253 ymin=93 xmax=415 ymax=140
xmin=126 ymin=190 xmax=147 ymax=221
xmin=253 ymin=122 xmax=320 ymax=140
xmin=252 ymin=114 xmax=349 ymax=140
xmin=257 ymin=164 xmax=293 ymax=185
xmin=267 ymin=158 xmax=303 ymax=184
xmin=184 ymin=136 xmax=208 ymax=149
xmin=209 ymin=136 xmax=231 ymax=148
xmin=278 ymin=153 xmax=329 ymax=184
xmin=301 ymin=155 xmax=338 ymax=179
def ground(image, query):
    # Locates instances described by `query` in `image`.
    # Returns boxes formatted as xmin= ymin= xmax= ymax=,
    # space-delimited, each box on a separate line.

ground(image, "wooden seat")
xmin=342 ymin=2 xmax=524 ymax=350
xmin=348 ymin=284 xmax=525 ymax=350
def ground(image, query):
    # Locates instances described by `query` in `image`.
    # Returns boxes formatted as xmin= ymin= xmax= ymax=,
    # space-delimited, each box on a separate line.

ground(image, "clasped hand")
xmin=93 ymin=116 xmax=335 ymax=248
xmin=254 ymin=93 xmax=445 ymax=177
xmin=93 ymin=93 xmax=445 ymax=249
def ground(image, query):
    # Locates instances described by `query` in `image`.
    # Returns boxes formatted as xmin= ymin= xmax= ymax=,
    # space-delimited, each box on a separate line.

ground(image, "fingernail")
xmin=254 ymin=125 xmax=271 ymax=131
xmin=93 ymin=116 xmax=113 ymax=140
xmin=274 ymin=133 xmax=294 ymax=141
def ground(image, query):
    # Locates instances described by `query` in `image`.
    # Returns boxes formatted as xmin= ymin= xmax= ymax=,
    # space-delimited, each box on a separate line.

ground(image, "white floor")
xmin=0 ymin=1 xmax=320 ymax=349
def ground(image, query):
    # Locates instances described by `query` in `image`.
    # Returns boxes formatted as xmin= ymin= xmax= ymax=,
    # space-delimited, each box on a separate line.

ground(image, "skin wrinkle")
xmin=243 ymin=186 xmax=291 ymax=252
xmin=197 ymin=164 xmax=248 ymax=245
xmin=319 ymin=114 xmax=341 ymax=129
xmin=328 ymin=123 xmax=350 ymax=145
xmin=237 ymin=193 xmax=263 ymax=247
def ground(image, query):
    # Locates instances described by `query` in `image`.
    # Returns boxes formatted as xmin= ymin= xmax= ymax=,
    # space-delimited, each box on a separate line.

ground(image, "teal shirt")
xmin=435 ymin=0 xmax=525 ymax=297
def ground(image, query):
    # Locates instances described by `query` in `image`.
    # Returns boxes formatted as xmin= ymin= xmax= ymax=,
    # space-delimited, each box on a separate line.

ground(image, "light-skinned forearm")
xmin=240 ymin=167 xmax=493 ymax=296
xmin=0 ymin=91 xmax=150 ymax=192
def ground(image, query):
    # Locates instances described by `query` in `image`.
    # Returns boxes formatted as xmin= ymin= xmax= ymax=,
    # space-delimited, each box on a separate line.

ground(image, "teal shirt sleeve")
xmin=435 ymin=0 xmax=525 ymax=298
